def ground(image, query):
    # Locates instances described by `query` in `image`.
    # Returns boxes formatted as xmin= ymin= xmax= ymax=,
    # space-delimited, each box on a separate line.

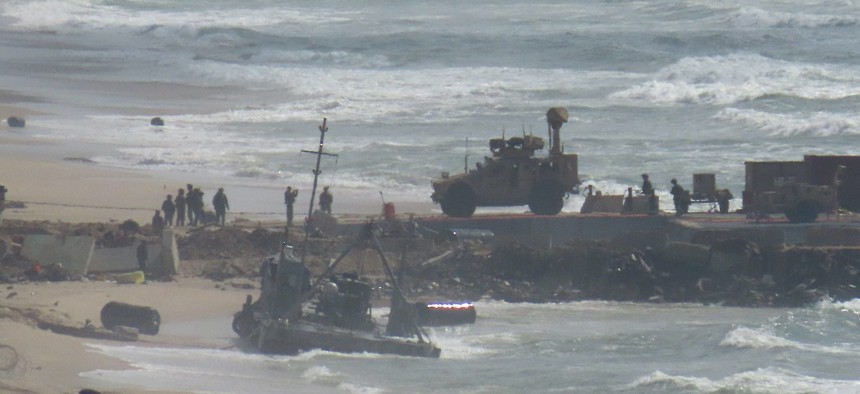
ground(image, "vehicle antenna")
xmin=463 ymin=137 xmax=469 ymax=173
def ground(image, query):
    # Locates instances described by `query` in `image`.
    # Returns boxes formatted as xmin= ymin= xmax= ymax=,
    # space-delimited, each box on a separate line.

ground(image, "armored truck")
xmin=743 ymin=157 xmax=856 ymax=223
xmin=431 ymin=108 xmax=580 ymax=217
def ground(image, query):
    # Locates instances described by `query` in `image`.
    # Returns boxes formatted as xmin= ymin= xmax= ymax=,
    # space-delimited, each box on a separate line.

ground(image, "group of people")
xmin=150 ymin=181 xmax=340 ymax=233
xmin=153 ymin=184 xmax=230 ymax=234
xmin=151 ymin=182 xmax=334 ymax=234
xmin=631 ymin=174 xmax=690 ymax=216
xmin=284 ymin=185 xmax=334 ymax=227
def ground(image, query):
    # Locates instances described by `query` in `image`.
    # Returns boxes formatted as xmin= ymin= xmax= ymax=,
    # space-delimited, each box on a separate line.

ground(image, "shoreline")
xmin=1 ymin=278 xmax=252 ymax=394
xmin=0 ymin=120 xmax=439 ymax=225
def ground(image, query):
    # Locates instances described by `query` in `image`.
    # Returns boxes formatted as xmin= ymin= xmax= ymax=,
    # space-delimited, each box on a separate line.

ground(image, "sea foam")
xmin=610 ymin=53 xmax=860 ymax=106
xmin=630 ymin=367 xmax=860 ymax=394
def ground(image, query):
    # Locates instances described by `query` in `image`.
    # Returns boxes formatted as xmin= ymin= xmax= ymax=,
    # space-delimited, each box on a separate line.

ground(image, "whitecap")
xmin=628 ymin=367 xmax=860 ymax=394
xmin=720 ymin=326 xmax=856 ymax=355
xmin=726 ymin=6 xmax=859 ymax=29
xmin=611 ymin=53 xmax=860 ymax=106
xmin=715 ymin=108 xmax=860 ymax=137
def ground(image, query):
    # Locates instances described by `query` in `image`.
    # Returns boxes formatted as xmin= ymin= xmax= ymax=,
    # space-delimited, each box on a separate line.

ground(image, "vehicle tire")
xmin=529 ymin=181 xmax=564 ymax=215
xmin=441 ymin=183 xmax=476 ymax=217
xmin=784 ymin=200 xmax=818 ymax=223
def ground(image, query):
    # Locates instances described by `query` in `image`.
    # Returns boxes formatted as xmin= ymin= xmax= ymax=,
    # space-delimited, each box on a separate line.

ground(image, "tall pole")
xmin=301 ymin=118 xmax=328 ymax=263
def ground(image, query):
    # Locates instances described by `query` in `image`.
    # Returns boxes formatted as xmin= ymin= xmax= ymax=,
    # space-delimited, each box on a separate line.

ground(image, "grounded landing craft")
xmin=232 ymin=118 xmax=440 ymax=358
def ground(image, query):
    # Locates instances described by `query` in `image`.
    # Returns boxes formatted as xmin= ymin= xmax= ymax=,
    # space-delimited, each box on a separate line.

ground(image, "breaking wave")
xmin=629 ymin=367 xmax=860 ymax=394
xmin=610 ymin=53 xmax=860 ymax=106
xmin=720 ymin=326 xmax=855 ymax=355
xmin=725 ymin=6 xmax=859 ymax=29
xmin=714 ymin=108 xmax=860 ymax=137
xmin=1 ymin=0 xmax=355 ymax=32
xmin=824 ymin=298 xmax=860 ymax=314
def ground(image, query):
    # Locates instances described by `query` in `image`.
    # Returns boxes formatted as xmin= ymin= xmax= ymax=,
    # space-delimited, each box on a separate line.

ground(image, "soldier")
xmin=284 ymin=186 xmax=299 ymax=227
xmin=670 ymin=178 xmax=690 ymax=216
xmin=641 ymin=174 xmax=654 ymax=196
xmin=716 ymin=189 xmax=733 ymax=214
xmin=186 ymin=183 xmax=195 ymax=224
xmin=136 ymin=241 xmax=148 ymax=272
xmin=174 ymin=188 xmax=186 ymax=226
xmin=641 ymin=174 xmax=657 ymax=213
xmin=161 ymin=194 xmax=175 ymax=227
xmin=151 ymin=210 xmax=165 ymax=236
xmin=212 ymin=187 xmax=229 ymax=226
xmin=191 ymin=187 xmax=205 ymax=226
xmin=319 ymin=186 xmax=333 ymax=214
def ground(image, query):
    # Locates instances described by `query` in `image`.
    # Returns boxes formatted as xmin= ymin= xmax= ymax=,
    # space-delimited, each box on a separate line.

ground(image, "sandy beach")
xmin=1 ymin=278 xmax=253 ymax=394
xmin=1 ymin=100 xmax=437 ymax=226
xmin=0 ymin=103 xmax=437 ymax=393
xmin=0 ymin=110 xmax=249 ymax=393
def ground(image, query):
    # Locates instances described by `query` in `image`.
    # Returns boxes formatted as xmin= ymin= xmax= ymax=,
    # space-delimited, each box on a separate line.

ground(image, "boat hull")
xmin=252 ymin=319 xmax=441 ymax=358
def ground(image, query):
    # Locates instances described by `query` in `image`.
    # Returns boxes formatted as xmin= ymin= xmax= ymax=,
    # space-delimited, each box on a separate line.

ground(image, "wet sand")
xmin=1 ymin=278 xmax=252 ymax=394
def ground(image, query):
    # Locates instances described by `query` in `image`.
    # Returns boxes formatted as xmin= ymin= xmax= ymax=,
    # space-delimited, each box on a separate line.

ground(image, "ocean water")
xmin=3 ymin=0 xmax=860 ymax=392
xmin=3 ymin=0 xmax=860 ymax=215
xmin=82 ymin=300 xmax=860 ymax=393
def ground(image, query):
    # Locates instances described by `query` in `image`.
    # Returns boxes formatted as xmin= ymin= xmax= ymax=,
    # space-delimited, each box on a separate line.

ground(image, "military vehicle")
xmin=744 ymin=158 xmax=850 ymax=223
xmin=431 ymin=107 xmax=580 ymax=217
xmin=753 ymin=182 xmax=838 ymax=223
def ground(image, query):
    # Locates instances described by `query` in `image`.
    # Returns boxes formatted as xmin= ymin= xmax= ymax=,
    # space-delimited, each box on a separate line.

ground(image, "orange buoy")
xmin=383 ymin=202 xmax=396 ymax=221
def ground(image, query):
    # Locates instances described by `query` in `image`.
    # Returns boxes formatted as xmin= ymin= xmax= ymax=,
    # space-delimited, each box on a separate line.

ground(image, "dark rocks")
xmin=2 ymin=218 xmax=856 ymax=308
xmin=691 ymin=228 xmax=785 ymax=248
xmin=709 ymin=239 xmax=762 ymax=276
xmin=661 ymin=242 xmax=710 ymax=270
xmin=612 ymin=230 xmax=669 ymax=252
xmin=150 ymin=117 xmax=164 ymax=126
xmin=413 ymin=238 xmax=860 ymax=307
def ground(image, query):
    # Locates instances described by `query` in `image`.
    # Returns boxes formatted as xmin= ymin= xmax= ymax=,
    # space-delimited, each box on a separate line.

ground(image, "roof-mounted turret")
xmin=489 ymin=135 xmax=545 ymax=157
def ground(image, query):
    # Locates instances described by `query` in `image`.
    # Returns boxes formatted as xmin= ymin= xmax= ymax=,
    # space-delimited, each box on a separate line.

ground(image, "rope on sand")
xmin=7 ymin=200 xmax=284 ymax=216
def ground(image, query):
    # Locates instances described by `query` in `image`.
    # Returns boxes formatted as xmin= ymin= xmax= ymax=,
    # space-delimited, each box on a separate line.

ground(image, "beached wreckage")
xmin=232 ymin=118 xmax=440 ymax=358
xmin=232 ymin=224 xmax=441 ymax=358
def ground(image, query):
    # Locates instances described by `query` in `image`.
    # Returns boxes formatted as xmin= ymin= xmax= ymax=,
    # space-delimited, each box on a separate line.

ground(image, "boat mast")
xmin=299 ymin=118 xmax=337 ymax=263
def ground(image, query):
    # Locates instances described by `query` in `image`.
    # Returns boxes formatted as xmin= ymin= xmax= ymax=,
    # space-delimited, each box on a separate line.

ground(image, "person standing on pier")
xmin=212 ymin=187 xmax=229 ymax=226
xmin=284 ymin=186 xmax=298 ymax=227
xmin=186 ymin=184 xmax=195 ymax=225
xmin=640 ymin=174 xmax=654 ymax=196
xmin=670 ymin=178 xmax=690 ymax=216
xmin=641 ymin=174 xmax=658 ymax=214
xmin=319 ymin=186 xmax=333 ymax=214
xmin=190 ymin=187 xmax=205 ymax=226
xmin=161 ymin=194 xmax=175 ymax=227
xmin=174 ymin=188 xmax=186 ymax=226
